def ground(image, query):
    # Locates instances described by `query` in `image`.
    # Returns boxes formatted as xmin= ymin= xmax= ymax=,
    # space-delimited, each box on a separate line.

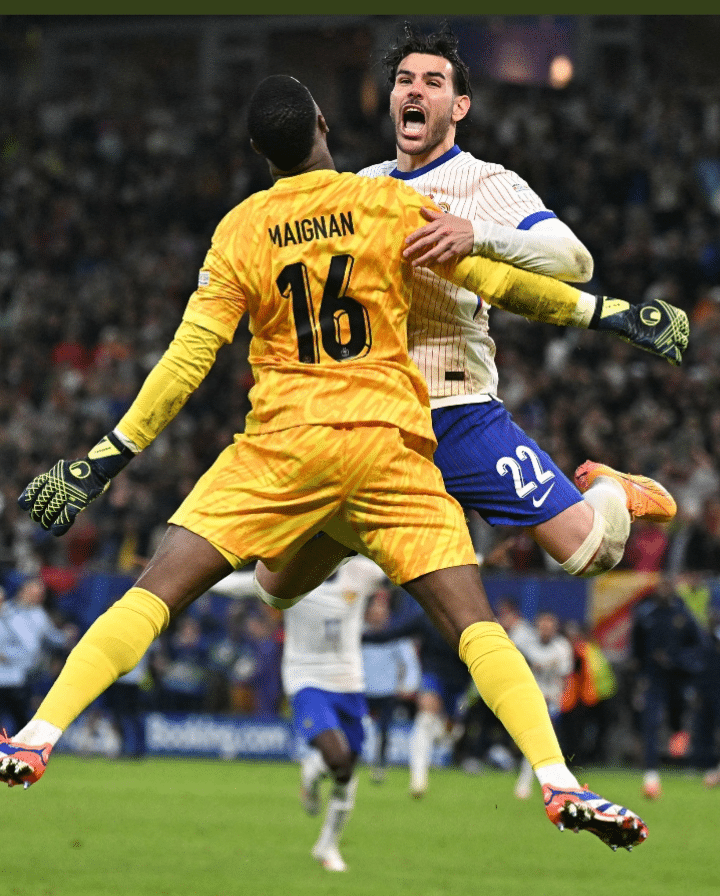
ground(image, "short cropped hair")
xmin=247 ymin=75 xmax=317 ymax=171
xmin=382 ymin=21 xmax=472 ymax=100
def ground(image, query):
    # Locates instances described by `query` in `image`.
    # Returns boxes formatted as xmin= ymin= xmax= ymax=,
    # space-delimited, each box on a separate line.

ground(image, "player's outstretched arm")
xmin=440 ymin=254 xmax=690 ymax=366
xmin=18 ymin=320 xmax=225 ymax=536
xmin=404 ymin=207 xmax=593 ymax=283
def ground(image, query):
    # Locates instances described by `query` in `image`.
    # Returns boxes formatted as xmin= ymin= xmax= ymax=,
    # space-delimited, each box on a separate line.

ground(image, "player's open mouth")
xmin=401 ymin=105 xmax=426 ymax=136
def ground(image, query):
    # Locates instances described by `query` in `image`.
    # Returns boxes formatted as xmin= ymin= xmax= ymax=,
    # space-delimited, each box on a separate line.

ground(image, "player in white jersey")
xmin=214 ymin=554 xmax=387 ymax=872
xmin=355 ymin=21 xmax=678 ymax=579
xmin=513 ymin=612 xmax=574 ymax=800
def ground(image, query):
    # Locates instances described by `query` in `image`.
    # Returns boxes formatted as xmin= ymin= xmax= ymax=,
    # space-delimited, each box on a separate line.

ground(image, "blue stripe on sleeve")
xmin=518 ymin=210 xmax=557 ymax=230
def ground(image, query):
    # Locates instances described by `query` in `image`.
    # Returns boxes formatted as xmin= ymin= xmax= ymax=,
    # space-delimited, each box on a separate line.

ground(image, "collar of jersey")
xmin=390 ymin=145 xmax=462 ymax=180
xmin=271 ymin=169 xmax=340 ymax=190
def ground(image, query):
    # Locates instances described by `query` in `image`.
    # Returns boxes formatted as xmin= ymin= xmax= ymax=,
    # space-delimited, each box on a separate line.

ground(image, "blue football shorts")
xmin=431 ymin=400 xmax=583 ymax=527
xmin=292 ymin=687 xmax=368 ymax=755
xmin=420 ymin=671 xmax=469 ymax=720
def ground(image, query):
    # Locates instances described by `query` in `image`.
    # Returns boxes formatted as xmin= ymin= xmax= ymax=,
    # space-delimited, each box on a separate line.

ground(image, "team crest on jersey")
xmin=342 ymin=590 xmax=358 ymax=605
xmin=428 ymin=193 xmax=451 ymax=213
xmin=512 ymin=182 xmax=530 ymax=193
xmin=198 ymin=270 xmax=210 ymax=287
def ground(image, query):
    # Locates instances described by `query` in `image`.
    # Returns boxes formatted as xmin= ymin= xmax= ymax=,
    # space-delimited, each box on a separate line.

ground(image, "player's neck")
xmin=395 ymin=135 xmax=457 ymax=173
xmin=271 ymin=147 xmax=336 ymax=182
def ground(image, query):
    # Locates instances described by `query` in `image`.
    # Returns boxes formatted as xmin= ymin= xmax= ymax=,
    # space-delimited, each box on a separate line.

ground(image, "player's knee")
xmin=414 ymin=709 xmax=445 ymax=741
xmin=561 ymin=507 xmax=627 ymax=577
xmin=252 ymin=570 xmax=307 ymax=610
xmin=326 ymin=751 xmax=355 ymax=784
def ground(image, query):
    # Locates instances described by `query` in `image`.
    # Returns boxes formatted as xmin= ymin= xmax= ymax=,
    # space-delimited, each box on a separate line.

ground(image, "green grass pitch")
xmin=1 ymin=758 xmax=717 ymax=896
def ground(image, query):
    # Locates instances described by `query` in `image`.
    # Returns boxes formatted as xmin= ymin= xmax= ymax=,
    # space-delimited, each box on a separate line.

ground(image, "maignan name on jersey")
xmin=268 ymin=211 xmax=354 ymax=247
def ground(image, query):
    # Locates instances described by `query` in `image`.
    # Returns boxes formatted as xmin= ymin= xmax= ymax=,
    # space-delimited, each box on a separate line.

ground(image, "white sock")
xmin=301 ymin=748 xmax=329 ymax=789
xmin=515 ymin=757 xmax=534 ymax=794
xmin=535 ymin=763 xmax=580 ymax=789
xmin=315 ymin=776 xmax=358 ymax=852
xmin=13 ymin=719 xmax=63 ymax=748
xmin=409 ymin=711 xmax=443 ymax=792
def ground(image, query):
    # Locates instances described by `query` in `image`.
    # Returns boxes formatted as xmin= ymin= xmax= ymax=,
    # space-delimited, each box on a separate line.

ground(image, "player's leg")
xmin=301 ymin=692 xmax=365 ymax=873
xmin=408 ymin=688 xmax=446 ymax=797
xmin=431 ymin=401 xmax=670 ymax=578
xmin=339 ymin=425 xmax=647 ymax=849
xmin=404 ymin=565 xmax=648 ymax=849
xmin=374 ymin=695 xmax=396 ymax=782
xmin=2 ymin=427 xmax=346 ymax=788
xmin=0 ymin=524 xmax=233 ymax=787
xmin=639 ymin=677 xmax=664 ymax=799
xmin=255 ymin=532 xmax=353 ymax=606
xmin=515 ymin=756 xmax=535 ymax=799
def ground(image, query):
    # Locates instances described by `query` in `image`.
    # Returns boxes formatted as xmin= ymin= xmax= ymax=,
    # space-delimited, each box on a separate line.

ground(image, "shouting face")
xmin=389 ymin=53 xmax=470 ymax=170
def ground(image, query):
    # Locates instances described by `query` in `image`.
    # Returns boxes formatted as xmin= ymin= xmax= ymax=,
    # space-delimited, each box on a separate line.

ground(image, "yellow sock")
xmin=459 ymin=621 xmax=563 ymax=770
xmin=35 ymin=587 xmax=170 ymax=731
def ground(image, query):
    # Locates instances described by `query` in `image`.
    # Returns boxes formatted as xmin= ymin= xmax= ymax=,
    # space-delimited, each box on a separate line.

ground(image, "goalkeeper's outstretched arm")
xmin=434 ymin=254 xmax=690 ymax=367
xmin=18 ymin=320 xmax=225 ymax=536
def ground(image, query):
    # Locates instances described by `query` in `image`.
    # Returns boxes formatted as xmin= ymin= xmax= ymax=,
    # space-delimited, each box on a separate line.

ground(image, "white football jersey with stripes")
xmin=359 ymin=149 xmax=550 ymax=405
xmin=281 ymin=555 xmax=388 ymax=696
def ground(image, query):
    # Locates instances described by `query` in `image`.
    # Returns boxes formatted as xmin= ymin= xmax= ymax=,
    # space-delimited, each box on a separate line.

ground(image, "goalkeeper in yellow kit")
xmin=1 ymin=75 xmax=668 ymax=851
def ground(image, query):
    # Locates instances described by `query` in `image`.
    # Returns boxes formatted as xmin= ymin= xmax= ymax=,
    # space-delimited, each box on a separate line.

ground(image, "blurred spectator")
xmin=0 ymin=577 xmax=74 ymax=732
xmin=494 ymin=596 xmax=537 ymax=656
xmin=243 ymin=604 xmax=283 ymax=718
xmin=361 ymin=586 xmax=420 ymax=783
xmin=619 ymin=520 xmax=671 ymax=572
xmin=559 ymin=620 xmax=618 ymax=766
xmin=630 ymin=578 xmax=705 ymax=799
xmin=514 ymin=612 xmax=573 ymax=800
xmin=668 ymin=494 xmax=720 ymax=573
xmin=103 ymin=650 xmax=152 ymax=757
xmin=152 ymin=616 xmax=211 ymax=712
xmin=693 ymin=608 xmax=720 ymax=786
xmin=362 ymin=596 xmax=471 ymax=797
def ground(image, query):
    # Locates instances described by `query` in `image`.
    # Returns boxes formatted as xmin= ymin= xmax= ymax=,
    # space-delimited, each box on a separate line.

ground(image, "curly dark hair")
xmin=382 ymin=21 xmax=472 ymax=100
xmin=247 ymin=75 xmax=317 ymax=172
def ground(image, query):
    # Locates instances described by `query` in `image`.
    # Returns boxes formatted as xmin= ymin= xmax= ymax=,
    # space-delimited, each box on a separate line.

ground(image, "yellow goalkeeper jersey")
xmin=183 ymin=168 xmax=440 ymax=443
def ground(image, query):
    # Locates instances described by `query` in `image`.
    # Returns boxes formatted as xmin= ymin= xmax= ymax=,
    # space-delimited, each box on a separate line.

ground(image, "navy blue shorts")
xmin=431 ymin=401 xmax=583 ymax=527
xmin=421 ymin=671 xmax=468 ymax=720
xmin=292 ymin=687 xmax=368 ymax=755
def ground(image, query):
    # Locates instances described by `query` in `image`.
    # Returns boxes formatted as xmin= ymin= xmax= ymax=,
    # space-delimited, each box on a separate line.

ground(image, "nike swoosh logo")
xmin=532 ymin=483 xmax=555 ymax=508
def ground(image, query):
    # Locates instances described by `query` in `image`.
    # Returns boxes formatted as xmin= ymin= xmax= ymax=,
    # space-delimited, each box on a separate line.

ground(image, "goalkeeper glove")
xmin=589 ymin=297 xmax=689 ymax=366
xmin=18 ymin=431 xmax=136 ymax=536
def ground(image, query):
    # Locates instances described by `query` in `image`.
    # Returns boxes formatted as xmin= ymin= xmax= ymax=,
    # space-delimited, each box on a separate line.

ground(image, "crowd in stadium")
xmin=1 ymin=19 xmax=720 ymax=773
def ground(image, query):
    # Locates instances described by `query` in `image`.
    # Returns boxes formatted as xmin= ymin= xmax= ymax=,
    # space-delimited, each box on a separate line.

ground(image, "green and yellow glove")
xmin=589 ymin=297 xmax=689 ymax=366
xmin=18 ymin=432 xmax=135 ymax=536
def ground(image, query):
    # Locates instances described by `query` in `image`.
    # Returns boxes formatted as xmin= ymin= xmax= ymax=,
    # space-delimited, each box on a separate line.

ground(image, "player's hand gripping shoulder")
xmin=403 ymin=207 xmax=474 ymax=266
xmin=18 ymin=432 xmax=135 ymax=536
xmin=590 ymin=297 xmax=690 ymax=366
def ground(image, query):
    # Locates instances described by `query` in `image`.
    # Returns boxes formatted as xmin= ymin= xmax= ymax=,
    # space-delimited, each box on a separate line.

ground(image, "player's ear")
xmin=250 ymin=139 xmax=262 ymax=156
xmin=452 ymin=94 xmax=471 ymax=124
xmin=318 ymin=112 xmax=329 ymax=136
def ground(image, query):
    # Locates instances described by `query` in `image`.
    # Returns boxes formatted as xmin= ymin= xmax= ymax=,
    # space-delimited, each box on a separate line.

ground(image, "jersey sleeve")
xmin=433 ymin=253 xmax=584 ymax=328
xmin=182 ymin=240 xmax=248 ymax=344
xmin=474 ymin=166 xmax=550 ymax=228
xmin=116 ymin=320 xmax=224 ymax=449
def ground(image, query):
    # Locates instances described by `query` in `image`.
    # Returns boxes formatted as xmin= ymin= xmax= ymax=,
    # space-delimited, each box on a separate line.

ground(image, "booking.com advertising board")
xmin=56 ymin=713 xmax=451 ymax=767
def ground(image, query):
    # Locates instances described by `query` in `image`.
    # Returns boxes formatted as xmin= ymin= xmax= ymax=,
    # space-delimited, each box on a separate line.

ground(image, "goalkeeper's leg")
xmin=1 ymin=526 xmax=233 ymax=787
xmin=402 ymin=564 xmax=648 ymax=850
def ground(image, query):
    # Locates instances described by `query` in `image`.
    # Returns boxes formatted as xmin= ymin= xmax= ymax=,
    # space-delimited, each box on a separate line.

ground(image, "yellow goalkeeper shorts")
xmin=169 ymin=422 xmax=476 ymax=584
